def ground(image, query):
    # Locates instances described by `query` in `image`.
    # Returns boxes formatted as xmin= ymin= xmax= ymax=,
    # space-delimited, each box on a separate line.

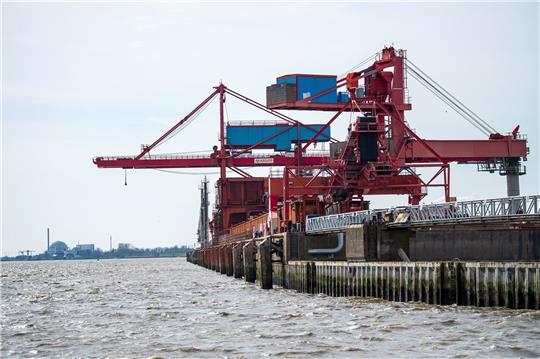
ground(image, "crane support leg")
xmin=506 ymin=173 xmax=520 ymax=197
xmin=504 ymin=158 xmax=521 ymax=197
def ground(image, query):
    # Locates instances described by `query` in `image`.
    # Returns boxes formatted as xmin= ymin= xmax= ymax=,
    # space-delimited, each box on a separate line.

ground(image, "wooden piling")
xmin=232 ymin=244 xmax=244 ymax=279
xmin=224 ymin=245 xmax=233 ymax=276
xmin=257 ymin=239 xmax=273 ymax=289
xmin=243 ymin=242 xmax=256 ymax=283
xmin=218 ymin=247 xmax=226 ymax=275
xmin=211 ymin=248 xmax=217 ymax=272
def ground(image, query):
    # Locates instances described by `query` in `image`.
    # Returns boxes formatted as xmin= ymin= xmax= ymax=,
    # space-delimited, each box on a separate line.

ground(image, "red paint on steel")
xmin=93 ymin=46 xmax=528 ymax=241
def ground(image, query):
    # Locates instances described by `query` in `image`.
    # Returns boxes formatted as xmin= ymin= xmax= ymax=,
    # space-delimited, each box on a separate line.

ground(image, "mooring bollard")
xmin=232 ymin=244 xmax=244 ymax=279
xmin=243 ymin=242 xmax=257 ymax=283
xmin=257 ymin=239 xmax=273 ymax=289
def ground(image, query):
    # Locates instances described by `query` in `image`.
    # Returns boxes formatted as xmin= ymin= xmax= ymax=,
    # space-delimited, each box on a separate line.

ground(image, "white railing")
xmin=94 ymin=151 xmax=331 ymax=162
xmin=306 ymin=209 xmax=387 ymax=233
xmin=306 ymin=195 xmax=540 ymax=233
xmin=407 ymin=195 xmax=540 ymax=224
xmin=227 ymin=120 xmax=289 ymax=127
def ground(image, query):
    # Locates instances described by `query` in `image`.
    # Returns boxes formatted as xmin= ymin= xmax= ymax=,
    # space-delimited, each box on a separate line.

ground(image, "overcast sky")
xmin=2 ymin=2 xmax=538 ymax=256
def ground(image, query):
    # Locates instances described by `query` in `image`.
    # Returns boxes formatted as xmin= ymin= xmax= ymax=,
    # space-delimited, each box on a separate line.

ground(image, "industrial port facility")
xmin=94 ymin=47 xmax=539 ymax=309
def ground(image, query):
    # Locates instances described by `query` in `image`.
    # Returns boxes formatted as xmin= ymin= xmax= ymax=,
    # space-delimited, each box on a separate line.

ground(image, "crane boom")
xmin=94 ymin=138 xmax=526 ymax=169
xmin=93 ymin=153 xmax=330 ymax=169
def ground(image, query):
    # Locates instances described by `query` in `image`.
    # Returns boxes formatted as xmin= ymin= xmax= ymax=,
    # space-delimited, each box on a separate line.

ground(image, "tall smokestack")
xmin=47 ymin=227 xmax=50 ymax=252
xmin=110 ymin=235 xmax=112 ymax=251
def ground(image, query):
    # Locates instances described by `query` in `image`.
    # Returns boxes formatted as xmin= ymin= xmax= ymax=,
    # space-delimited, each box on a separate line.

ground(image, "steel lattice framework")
xmin=93 ymin=47 xmax=529 ymax=240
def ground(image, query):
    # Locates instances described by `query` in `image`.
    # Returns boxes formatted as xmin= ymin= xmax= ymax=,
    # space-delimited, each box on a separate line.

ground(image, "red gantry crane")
xmin=94 ymin=47 xmax=528 ymax=241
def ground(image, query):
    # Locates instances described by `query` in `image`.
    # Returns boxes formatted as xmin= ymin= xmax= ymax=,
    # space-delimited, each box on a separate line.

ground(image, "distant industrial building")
xmin=118 ymin=243 xmax=135 ymax=250
xmin=48 ymin=241 xmax=68 ymax=255
xmin=74 ymin=244 xmax=95 ymax=252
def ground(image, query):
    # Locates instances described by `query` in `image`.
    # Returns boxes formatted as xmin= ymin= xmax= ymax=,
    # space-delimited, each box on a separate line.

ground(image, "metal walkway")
xmin=305 ymin=195 xmax=540 ymax=233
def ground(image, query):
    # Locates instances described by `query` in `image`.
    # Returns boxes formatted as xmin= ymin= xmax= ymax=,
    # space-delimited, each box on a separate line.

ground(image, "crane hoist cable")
xmin=405 ymin=60 xmax=498 ymax=136
xmin=407 ymin=68 xmax=490 ymax=136
xmin=352 ymin=99 xmax=365 ymax=114
xmin=339 ymin=52 xmax=379 ymax=78
xmin=152 ymin=167 xmax=253 ymax=175
xmin=406 ymin=63 xmax=490 ymax=133
xmin=407 ymin=59 xmax=498 ymax=134
xmin=225 ymin=99 xmax=230 ymax=123
xmin=155 ymin=150 xmax=214 ymax=155
xmin=153 ymin=169 xmax=221 ymax=175
xmin=409 ymin=70 xmax=491 ymax=135
xmin=152 ymin=95 xmax=218 ymax=151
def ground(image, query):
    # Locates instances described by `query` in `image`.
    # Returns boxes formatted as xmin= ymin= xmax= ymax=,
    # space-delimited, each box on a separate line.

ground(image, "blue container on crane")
xmin=226 ymin=123 xmax=331 ymax=151
xmin=269 ymin=74 xmax=338 ymax=104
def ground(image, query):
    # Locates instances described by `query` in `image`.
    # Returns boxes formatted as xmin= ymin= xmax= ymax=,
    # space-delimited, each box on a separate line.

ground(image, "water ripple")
xmin=1 ymin=258 xmax=539 ymax=358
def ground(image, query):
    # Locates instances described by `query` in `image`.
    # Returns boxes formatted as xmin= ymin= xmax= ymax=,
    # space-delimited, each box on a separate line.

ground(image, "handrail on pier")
xmin=306 ymin=195 xmax=540 ymax=233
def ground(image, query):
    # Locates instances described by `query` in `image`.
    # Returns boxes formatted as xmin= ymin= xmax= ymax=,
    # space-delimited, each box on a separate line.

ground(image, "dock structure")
xmin=273 ymin=261 xmax=540 ymax=309
xmin=188 ymin=251 xmax=540 ymax=310
xmin=187 ymin=195 xmax=540 ymax=310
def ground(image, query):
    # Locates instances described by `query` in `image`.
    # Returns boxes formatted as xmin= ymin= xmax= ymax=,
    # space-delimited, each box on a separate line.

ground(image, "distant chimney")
xmin=47 ymin=227 xmax=50 ymax=252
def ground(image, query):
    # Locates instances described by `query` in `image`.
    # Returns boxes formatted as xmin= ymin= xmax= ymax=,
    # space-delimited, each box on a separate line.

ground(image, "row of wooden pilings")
xmin=187 ymin=247 xmax=540 ymax=309
xmin=188 ymin=238 xmax=274 ymax=289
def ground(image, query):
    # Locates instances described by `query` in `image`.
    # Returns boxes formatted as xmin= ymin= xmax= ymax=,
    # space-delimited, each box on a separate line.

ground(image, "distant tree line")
xmin=110 ymin=245 xmax=194 ymax=259
xmin=1 ymin=245 xmax=194 ymax=261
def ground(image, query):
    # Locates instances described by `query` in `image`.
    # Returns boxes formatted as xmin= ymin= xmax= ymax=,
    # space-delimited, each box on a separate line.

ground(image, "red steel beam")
xmin=93 ymin=155 xmax=330 ymax=169
xmin=135 ymin=89 xmax=219 ymax=160
xmin=285 ymin=174 xmax=425 ymax=195
xmin=268 ymin=101 xmax=412 ymax=112
xmin=293 ymin=101 xmax=350 ymax=162
xmin=406 ymin=138 xmax=527 ymax=162
xmin=94 ymin=136 xmax=527 ymax=169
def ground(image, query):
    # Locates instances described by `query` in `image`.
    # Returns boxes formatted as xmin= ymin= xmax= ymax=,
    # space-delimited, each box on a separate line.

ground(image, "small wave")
xmin=256 ymin=331 xmax=314 ymax=339
xmin=378 ymin=324 xmax=408 ymax=332
xmin=278 ymin=312 xmax=304 ymax=320
xmin=441 ymin=318 xmax=457 ymax=326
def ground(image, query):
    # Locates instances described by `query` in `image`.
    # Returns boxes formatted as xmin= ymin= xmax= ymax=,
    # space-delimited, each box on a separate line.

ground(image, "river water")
xmin=1 ymin=258 xmax=539 ymax=358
